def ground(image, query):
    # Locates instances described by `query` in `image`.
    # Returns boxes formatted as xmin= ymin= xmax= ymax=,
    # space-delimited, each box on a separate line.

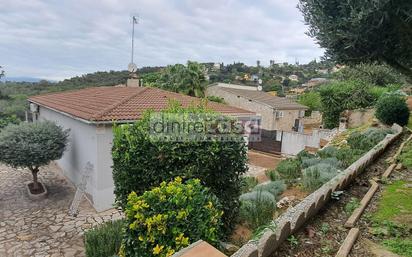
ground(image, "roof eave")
xmin=29 ymin=100 xmax=137 ymax=125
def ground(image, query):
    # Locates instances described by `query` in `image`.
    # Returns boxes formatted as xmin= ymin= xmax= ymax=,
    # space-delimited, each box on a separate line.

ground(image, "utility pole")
xmin=131 ymin=16 xmax=138 ymax=64
xmin=127 ymin=15 xmax=140 ymax=87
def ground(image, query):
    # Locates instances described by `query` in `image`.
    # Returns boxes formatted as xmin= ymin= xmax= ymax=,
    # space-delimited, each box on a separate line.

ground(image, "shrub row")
xmin=347 ymin=127 xmax=393 ymax=152
xmin=112 ymin=104 xmax=248 ymax=233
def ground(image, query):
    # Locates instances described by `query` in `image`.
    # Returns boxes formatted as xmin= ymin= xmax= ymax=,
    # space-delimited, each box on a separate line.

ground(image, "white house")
xmin=288 ymin=74 xmax=299 ymax=81
xmin=28 ymin=86 xmax=256 ymax=211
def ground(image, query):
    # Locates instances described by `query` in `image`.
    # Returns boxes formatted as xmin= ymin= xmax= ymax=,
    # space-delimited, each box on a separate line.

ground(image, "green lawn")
xmin=408 ymin=115 xmax=412 ymax=131
xmin=373 ymin=181 xmax=412 ymax=223
xmin=372 ymin=180 xmax=412 ymax=257
xmin=383 ymin=238 xmax=412 ymax=257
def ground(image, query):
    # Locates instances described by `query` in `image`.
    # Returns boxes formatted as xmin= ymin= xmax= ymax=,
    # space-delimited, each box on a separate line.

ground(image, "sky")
xmin=0 ymin=0 xmax=324 ymax=81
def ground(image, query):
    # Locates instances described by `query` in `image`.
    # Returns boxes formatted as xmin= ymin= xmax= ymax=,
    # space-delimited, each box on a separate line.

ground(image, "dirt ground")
xmin=248 ymin=151 xmax=282 ymax=169
xmin=271 ymin=131 xmax=409 ymax=257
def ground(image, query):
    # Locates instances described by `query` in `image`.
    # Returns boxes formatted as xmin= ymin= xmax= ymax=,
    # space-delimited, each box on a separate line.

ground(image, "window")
xmin=276 ymin=111 xmax=284 ymax=119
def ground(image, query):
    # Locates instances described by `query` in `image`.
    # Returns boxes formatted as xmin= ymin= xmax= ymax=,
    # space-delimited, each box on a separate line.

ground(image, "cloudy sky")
xmin=0 ymin=0 xmax=324 ymax=81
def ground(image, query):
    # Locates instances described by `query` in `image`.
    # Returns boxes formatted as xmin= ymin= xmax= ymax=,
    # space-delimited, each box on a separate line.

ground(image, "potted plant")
xmin=0 ymin=121 xmax=69 ymax=199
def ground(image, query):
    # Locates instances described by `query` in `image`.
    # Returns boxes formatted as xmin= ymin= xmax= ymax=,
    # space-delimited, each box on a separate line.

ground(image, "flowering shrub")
xmin=123 ymin=178 xmax=223 ymax=257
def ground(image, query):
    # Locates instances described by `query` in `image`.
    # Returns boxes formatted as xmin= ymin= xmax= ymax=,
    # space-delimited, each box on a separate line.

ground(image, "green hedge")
xmin=122 ymin=178 xmax=222 ymax=257
xmin=375 ymin=94 xmax=410 ymax=126
xmin=112 ymin=104 xmax=248 ymax=233
xmin=319 ymin=81 xmax=375 ymax=128
xmin=84 ymin=219 xmax=124 ymax=257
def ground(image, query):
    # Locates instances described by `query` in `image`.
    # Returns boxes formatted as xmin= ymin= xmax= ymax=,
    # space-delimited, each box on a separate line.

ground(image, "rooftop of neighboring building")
xmin=209 ymin=83 xmax=308 ymax=110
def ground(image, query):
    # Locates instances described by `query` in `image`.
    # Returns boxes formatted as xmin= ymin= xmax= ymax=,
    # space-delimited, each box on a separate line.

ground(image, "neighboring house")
xmin=332 ymin=64 xmax=346 ymax=73
xmin=28 ymin=86 xmax=256 ymax=211
xmin=316 ymin=68 xmax=329 ymax=75
xmin=206 ymin=83 xmax=307 ymax=132
xmin=212 ymin=63 xmax=221 ymax=71
xmin=250 ymin=74 xmax=259 ymax=82
xmin=289 ymin=87 xmax=306 ymax=95
xmin=302 ymin=78 xmax=329 ymax=88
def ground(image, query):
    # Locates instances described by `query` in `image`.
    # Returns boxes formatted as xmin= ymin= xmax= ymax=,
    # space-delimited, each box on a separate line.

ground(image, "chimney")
xmin=126 ymin=72 xmax=141 ymax=87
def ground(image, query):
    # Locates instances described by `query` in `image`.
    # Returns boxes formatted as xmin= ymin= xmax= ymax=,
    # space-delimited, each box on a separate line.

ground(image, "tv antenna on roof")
xmin=129 ymin=15 xmax=139 ymax=72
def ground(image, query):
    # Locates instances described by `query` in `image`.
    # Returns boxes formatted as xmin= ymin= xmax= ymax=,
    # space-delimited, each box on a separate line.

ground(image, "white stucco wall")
xmin=281 ymin=129 xmax=336 ymax=156
xmin=37 ymin=107 xmax=115 ymax=211
xmin=95 ymin=125 xmax=115 ymax=211
xmin=281 ymin=131 xmax=320 ymax=155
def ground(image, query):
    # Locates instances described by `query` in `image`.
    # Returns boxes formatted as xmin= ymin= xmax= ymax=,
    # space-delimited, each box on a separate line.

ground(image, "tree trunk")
xmin=30 ymin=166 xmax=40 ymax=190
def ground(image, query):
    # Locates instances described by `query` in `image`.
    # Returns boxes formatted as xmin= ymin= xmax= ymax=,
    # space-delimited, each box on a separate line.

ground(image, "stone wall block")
xmin=232 ymin=243 xmax=258 ymax=257
xmin=258 ymin=230 xmax=279 ymax=257
xmin=275 ymin=221 xmax=291 ymax=244
xmin=291 ymin=212 xmax=306 ymax=233
xmin=305 ymin=202 xmax=317 ymax=219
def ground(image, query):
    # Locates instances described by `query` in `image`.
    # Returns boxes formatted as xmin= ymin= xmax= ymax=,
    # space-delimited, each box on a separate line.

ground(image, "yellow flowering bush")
xmin=123 ymin=178 xmax=223 ymax=257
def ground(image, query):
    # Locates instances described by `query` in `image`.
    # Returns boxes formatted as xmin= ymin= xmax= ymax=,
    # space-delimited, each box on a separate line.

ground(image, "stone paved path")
xmin=0 ymin=163 xmax=123 ymax=257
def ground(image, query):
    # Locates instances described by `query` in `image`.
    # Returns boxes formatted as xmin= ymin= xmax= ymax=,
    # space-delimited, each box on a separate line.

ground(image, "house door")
xmin=293 ymin=119 xmax=300 ymax=132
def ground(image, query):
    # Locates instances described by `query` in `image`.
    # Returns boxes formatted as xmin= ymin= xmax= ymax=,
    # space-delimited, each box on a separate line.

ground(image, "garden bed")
xmin=270 ymin=131 xmax=407 ymax=257
xmin=230 ymin=124 xmax=403 ymax=257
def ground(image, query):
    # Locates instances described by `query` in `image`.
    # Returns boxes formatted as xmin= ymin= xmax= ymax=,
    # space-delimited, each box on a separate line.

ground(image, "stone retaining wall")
xmin=232 ymin=124 xmax=402 ymax=257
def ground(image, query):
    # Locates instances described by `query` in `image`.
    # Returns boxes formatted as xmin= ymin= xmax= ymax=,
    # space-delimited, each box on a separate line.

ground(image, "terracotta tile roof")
xmin=218 ymin=87 xmax=308 ymax=110
xmin=28 ymin=87 xmax=255 ymax=122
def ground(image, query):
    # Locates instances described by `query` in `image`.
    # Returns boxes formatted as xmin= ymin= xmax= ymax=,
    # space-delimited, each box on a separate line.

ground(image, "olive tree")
xmin=0 ymin=121 xmax=69 ymax=191
xmin=298 ymin=0 xmax=412 ymax=80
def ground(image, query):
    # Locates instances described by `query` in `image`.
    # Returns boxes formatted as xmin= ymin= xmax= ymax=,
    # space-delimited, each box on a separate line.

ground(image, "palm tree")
xmin=157 ymin=62 xmax=206 ymax=97
xmin=182 ymin=61 xmax=206 ymax=97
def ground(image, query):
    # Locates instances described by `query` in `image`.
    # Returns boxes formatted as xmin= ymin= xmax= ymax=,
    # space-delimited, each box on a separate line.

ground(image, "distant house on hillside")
xmin=289 ymin=87 xmax=306 ymax=95
xmin=212 ymin=63 xmax=221 ymax=71
xmin=303 ymin=78 xmax=329 ymax=88
xmin=28 ymin=86 xmax=256 ymax=211
xmin=316 ymin=68 xmax=329 ymax=75
xmin=250 ymin=74 xmax=259 ymax=82
xmin=288 ymin=74 xmax=299 ymax=81
xmin=332 ymin=64 xmax=346 ymax=73
xmin=206 ymin=83 xmax=307 ymax=133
